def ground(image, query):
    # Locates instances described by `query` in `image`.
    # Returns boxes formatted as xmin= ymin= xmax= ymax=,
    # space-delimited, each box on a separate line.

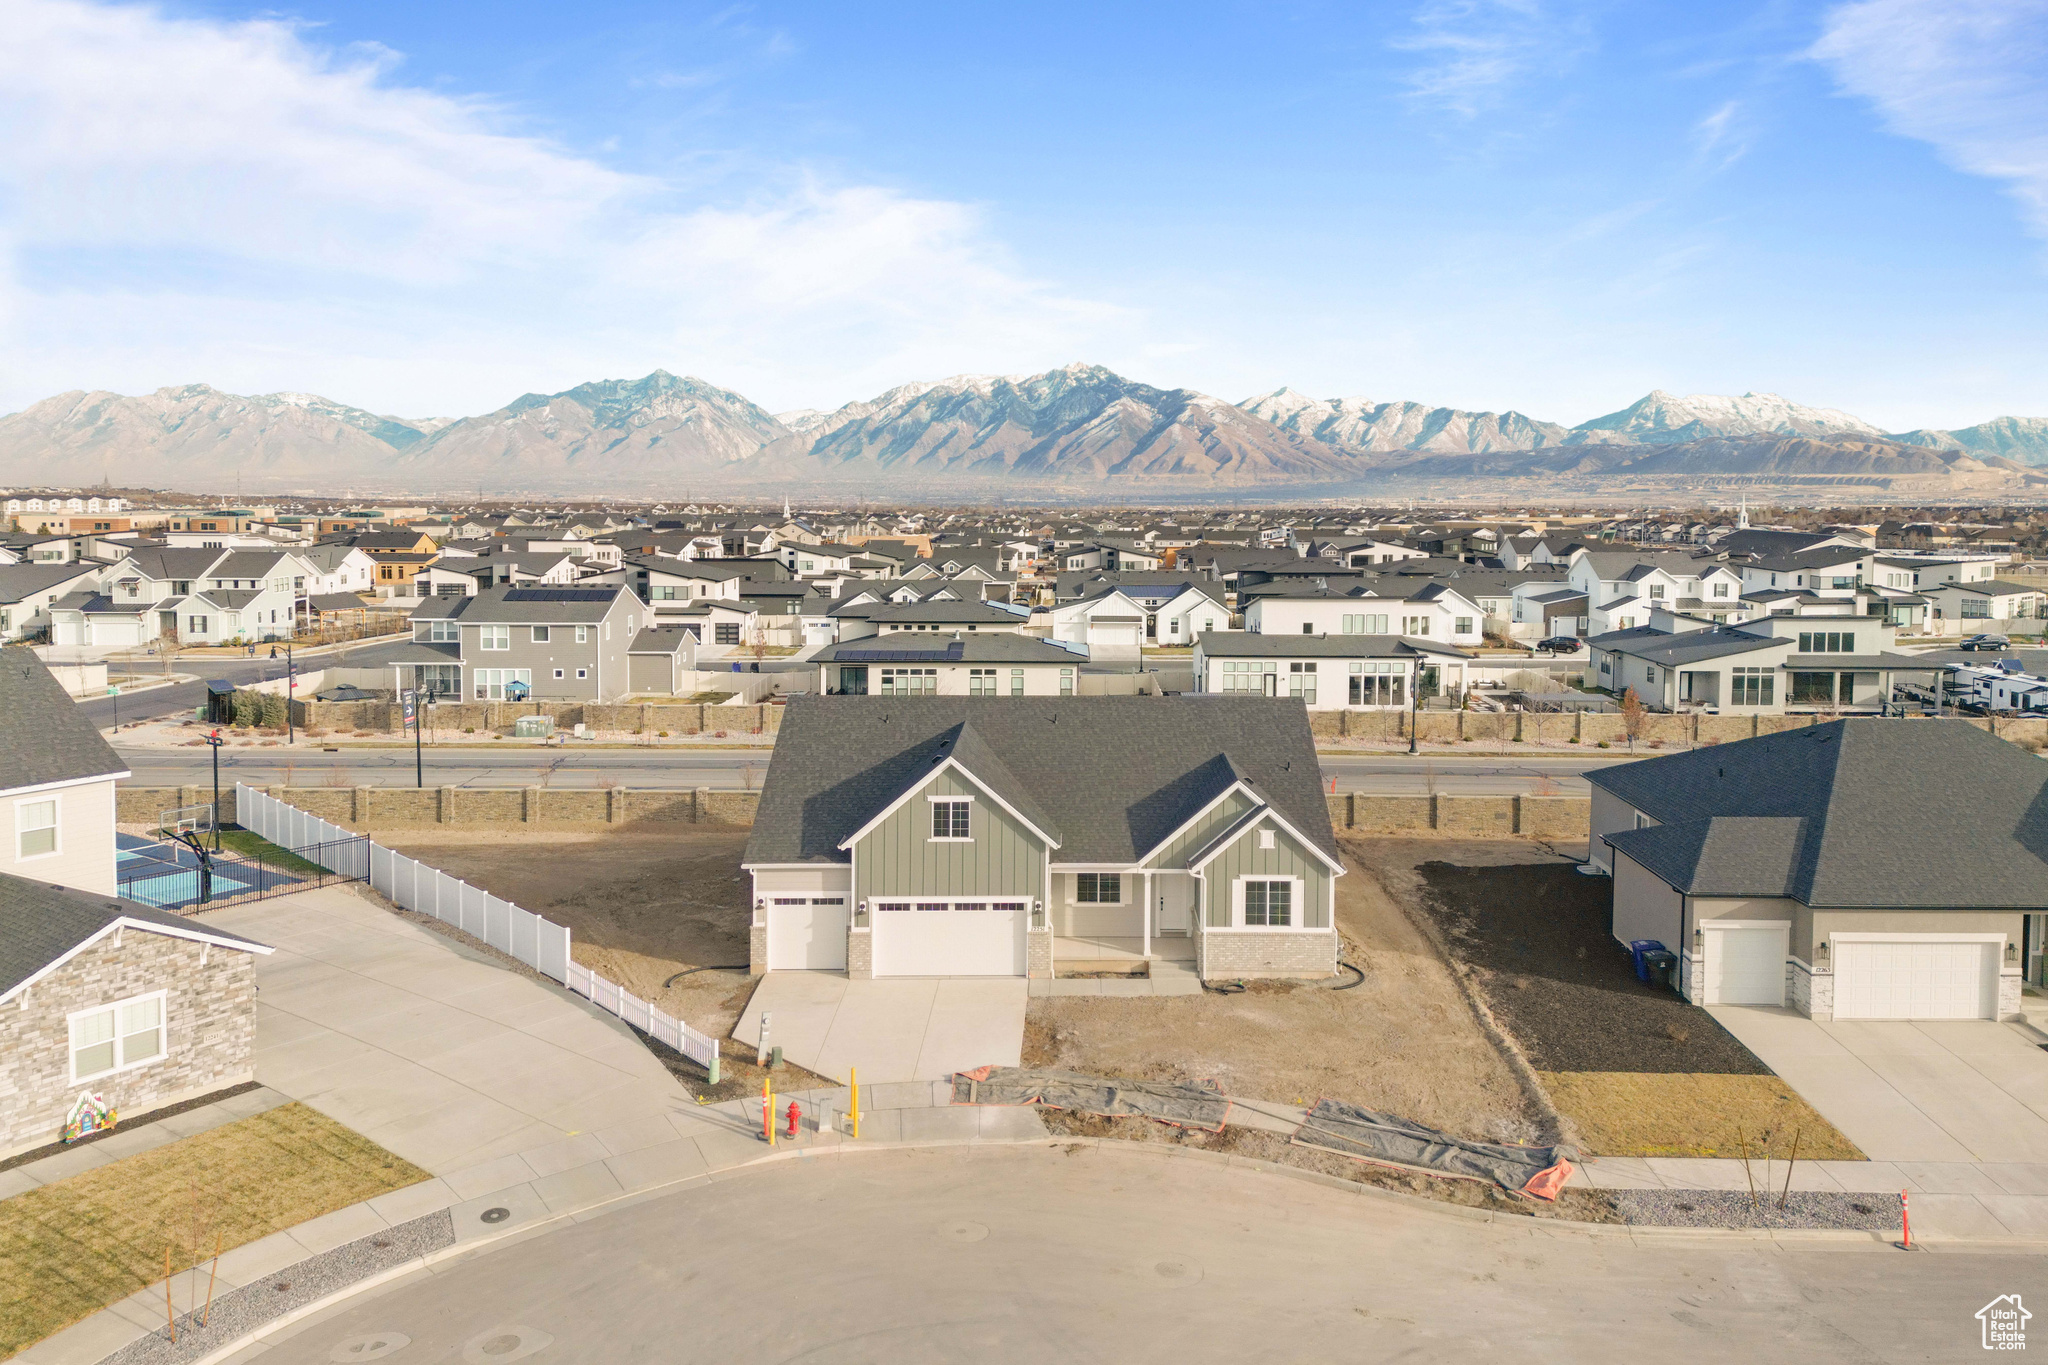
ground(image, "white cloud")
xmin=1692 ymin=100 xmax=1750 ymax=168
xmin=1813 ymin=0 xmax=2048 ymax=237
xmin=0 ymin=0 xmax=1130 ymax=414
xmin=1392 ymin=0 xmax=1580 ymax=117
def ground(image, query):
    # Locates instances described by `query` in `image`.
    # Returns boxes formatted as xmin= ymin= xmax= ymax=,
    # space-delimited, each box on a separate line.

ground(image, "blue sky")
xmin=2 ymin=0 xmax=2045 ymax=430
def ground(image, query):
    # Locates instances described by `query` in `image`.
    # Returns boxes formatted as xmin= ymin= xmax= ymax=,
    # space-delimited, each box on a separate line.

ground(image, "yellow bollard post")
xmin=763 ymin=1075 xmax=775 ymax=1146
xmin=850 ymin=1066 xmax=860 ymax=1140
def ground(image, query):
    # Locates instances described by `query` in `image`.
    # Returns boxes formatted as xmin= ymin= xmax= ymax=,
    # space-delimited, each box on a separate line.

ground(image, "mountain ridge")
xmin=2 ymin=366 xmax=2044 ymax=492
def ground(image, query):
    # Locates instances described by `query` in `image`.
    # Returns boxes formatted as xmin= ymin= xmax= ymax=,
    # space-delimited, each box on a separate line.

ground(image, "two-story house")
xmin=742 ymin=697 xmax=1344 ymax=982
xmin=1239 ymin=583 xmax=1487 ymax=649
xmin=405 ymin=585 xmax=648 ymax=702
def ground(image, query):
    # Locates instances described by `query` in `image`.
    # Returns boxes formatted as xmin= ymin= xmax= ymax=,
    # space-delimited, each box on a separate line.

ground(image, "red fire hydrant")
xmin=785 ymin=1100 xmax=801 ymax=1139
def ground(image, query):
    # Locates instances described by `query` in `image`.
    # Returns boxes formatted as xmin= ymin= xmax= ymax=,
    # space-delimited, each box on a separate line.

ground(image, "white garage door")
xmin=1834 ymin=939 xmax=1996 ymax=1020
xmin=1707 ymin=924 xmax=1788 ymax=1006
xmin=94 ymin=619 xmax=144 ymax=648
xmin=767 ymin=897 xmax=849 ymax=971
xmin=875 ymin=900 xmax=1027 ymax=977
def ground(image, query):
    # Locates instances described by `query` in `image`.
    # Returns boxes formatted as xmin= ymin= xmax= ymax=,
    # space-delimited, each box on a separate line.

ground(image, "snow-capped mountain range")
xmin=0 ymin=364 xmax=2041 ymax=493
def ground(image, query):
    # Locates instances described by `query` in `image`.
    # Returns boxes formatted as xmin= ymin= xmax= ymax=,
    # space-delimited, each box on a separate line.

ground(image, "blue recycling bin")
xmin=1629 ymin=939 xmax=1668 ymax=983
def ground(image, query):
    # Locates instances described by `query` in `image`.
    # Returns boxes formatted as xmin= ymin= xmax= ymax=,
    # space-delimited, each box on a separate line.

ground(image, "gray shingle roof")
xmin=0 ymin=648 xmax=127 ymax=792
xmin=743 ymin=696 xmax=1336 ymax=868
xmin=0 ymin=871 xmax=269 ymax=1000
xmin=1605 ymin=817 xmax=1807 ymax=897
xmin=1587 ymin=719 xmax=2048 ymax=908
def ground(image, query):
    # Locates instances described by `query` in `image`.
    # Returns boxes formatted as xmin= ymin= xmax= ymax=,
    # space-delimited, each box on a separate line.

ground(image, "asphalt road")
xmin=246 ymin=1144 xmax=2015 ymax=1365
xmin=78 ymin=640 xmax=422 ymax=727
xmin=112 ymin=747 xmax=1627 ymax=793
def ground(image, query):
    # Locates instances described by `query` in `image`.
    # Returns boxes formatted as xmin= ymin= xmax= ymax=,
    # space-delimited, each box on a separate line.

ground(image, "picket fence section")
xmin=236 ymin=784 xmax=720 ymax=1069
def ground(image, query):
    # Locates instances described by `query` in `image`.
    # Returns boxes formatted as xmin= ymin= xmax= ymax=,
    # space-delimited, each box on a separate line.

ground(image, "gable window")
xmin=1454 ymin=617 xmax=1474 ymax=635
xmin=1240 ymin=878 xmax=1293 ymax=927
xmin=1713 ymin=582 xmax=1730 ymax=597
xmin=480 ymin=625 xmax=510 ymax=651
xmin=70 ymin=991 xmax=166 ymax=1083
xmin=1075 ymin=872 xmax=1121 ymax=904
xmin=17 ymin=798 xmax=58 ymax=858
xmin=532 ymin=625 xmax=551 ymax=643
xmin=1648 ymin=584 xmax=1665 ymax=599
xmin=930 ymin=798 xmax=972 ymax=841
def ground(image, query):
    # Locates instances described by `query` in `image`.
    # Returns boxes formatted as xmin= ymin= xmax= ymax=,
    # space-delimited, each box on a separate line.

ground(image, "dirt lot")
xmin=1024 ymin=840 xmax=1540 ymax=1146
xmin=1380 ymin=837 xmax=1860 ymax=1159
xmin=378 ymin=830 xmax=758 ymax=1042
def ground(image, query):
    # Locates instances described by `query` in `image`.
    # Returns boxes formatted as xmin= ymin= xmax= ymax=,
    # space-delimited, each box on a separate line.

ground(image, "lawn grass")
xmin=1541 ymin=1072 xmax=1865 ymax=1160
xmin=0 ymin=1103 xmax=426 ymax=1355
xmin=209 ymin=828 xmax=331 ymax=877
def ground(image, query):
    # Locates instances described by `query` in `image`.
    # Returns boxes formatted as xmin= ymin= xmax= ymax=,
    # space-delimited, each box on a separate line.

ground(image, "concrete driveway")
xmin=736 ymin=973 xmax=1025 ymax=1084
xmin=1709 ymin=1006 xmax=2048 ymax=1164
xmin=208 ymin=886 xmax=692 ymax=1176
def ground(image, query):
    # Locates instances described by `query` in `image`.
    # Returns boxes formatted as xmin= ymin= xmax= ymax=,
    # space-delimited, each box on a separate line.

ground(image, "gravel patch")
xmin=1609 ymin=1189 xmax=1904 ymax=1231
xmin=101 ymin=1210 xmax=454 ymax=1365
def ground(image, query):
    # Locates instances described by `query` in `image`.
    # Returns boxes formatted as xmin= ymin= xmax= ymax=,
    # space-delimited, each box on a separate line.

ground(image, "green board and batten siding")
xmin=1202 ymin=821 xmax=1331 ymax=929
xmin=851 ymin=766 xmax=1047 ymax=902
xmin=1141 ymin=789 xmax=1257 ymax=870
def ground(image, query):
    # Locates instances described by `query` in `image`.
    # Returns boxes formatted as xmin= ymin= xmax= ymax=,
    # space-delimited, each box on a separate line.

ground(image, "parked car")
xmin=1534 ymin=636 xmax=1583 ymax=654
xmin=1960 ymin=633 xmax=2011 ymax=652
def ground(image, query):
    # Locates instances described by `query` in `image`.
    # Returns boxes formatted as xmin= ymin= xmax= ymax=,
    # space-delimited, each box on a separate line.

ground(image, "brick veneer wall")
xmin=1 ymin=929 xmax=256 ymax=1158
xmin=1196 ymin=928 xmax=1337 ymax=980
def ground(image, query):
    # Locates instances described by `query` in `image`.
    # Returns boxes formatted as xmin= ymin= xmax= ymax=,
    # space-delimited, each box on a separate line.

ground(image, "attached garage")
xmin=874 ymin=900 xmax=1027 ymax=977
xmin=1832 ymin=937 xmax=1998 ymax=1020
xmin=1704 ymin=923 xmax=1788 ymax=1006
xmin=766 ymin=897 xmax=849 ymax=971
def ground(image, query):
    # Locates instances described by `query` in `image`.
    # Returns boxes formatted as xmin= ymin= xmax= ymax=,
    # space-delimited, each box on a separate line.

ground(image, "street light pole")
xmin=206 ymin=729 xmax=223 ymax=852
xmin=1408 ymin=656 xmax=1420 ymax=755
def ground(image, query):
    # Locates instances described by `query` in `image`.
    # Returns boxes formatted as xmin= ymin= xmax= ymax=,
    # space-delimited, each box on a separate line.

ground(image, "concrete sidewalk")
xmin=736 ymin=972 xmax=1026 ymax=1083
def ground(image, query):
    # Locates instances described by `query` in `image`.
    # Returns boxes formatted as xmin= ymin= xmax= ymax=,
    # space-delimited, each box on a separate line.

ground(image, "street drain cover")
xmin=943 ymin=1220 xmax=989 ymax=1242
xmin=330 ymin=1334 xmax=410 ymax=1362
xmin=479 ymin=1207 xmax=511 ymax=1224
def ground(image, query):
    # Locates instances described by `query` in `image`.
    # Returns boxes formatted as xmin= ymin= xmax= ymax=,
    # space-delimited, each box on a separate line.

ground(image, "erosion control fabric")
xmin=953 ymin=1066 xmax=1231 ymax=1132
xmin=1295 ymin=1099 xmax=1578 ymax=1200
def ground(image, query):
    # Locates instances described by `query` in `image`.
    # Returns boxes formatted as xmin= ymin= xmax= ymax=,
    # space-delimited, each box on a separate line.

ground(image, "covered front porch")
xmin=1048 ymin=866 xmax=1199 ymax=973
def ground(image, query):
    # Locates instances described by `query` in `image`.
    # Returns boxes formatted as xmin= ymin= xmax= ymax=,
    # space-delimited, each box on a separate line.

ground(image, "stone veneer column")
xmin=846 ymin=928 xmax=874 ymax=980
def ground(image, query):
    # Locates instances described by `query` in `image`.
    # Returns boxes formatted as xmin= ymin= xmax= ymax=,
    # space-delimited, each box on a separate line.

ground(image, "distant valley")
xmin=2 ymin=364 xmax=2044 ymax=498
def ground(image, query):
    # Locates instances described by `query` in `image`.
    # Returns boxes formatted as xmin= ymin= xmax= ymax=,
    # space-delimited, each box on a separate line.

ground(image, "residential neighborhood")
xmin=3 ymin=492 xmax=2047 ymax=1364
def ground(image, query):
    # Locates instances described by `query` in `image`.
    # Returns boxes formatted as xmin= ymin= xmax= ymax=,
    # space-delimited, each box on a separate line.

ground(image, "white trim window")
xmin=472 ymin=668 xmax=531 ymax=701
xmin=70 ymin=990 xmax=167 ymax=1083
xmin=17 ymin=797 xmax=58 ymax=859
xmin=1074 ymin=872 xmax=1122 ymax=904
xmin=480 ymin=624 xmax=510 ymax=651
xmin=1234 ymin=876 xmax=1303 ymax=928
xmin=930 ymin=797 xmax=972 ymax=841
xmin=428 ymin=619 xmax=458 ymax=643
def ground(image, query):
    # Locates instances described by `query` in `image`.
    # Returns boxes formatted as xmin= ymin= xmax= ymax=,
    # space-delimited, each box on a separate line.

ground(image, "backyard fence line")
xmin=235 ymin=784 xmax=720 ymax=1070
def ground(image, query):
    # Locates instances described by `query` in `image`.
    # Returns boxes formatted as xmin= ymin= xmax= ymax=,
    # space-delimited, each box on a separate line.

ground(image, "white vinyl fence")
xmin=236 ymin=784 xmax=720 ymax=1070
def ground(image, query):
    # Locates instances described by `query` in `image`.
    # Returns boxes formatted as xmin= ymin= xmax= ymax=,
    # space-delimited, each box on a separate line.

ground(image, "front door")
xmin=1157 ymin=877 xmax=1193 ymax=934
xmin=1262 ymin=672 xmax=1278 ymax=697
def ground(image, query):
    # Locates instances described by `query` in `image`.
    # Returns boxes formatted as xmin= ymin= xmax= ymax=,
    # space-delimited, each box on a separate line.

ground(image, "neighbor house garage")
xmin=1590 ymin=719 xmax=2043 ymax=1021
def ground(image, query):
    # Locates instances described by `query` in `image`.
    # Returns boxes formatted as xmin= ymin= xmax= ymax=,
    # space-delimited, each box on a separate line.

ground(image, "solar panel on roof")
xmin=502 ymin=588 xmax=616 ymax=602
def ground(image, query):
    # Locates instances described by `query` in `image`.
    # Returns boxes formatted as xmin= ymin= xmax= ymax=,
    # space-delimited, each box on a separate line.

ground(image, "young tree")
xmin=1620 ymin=686 xmax=1646 ymax=754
